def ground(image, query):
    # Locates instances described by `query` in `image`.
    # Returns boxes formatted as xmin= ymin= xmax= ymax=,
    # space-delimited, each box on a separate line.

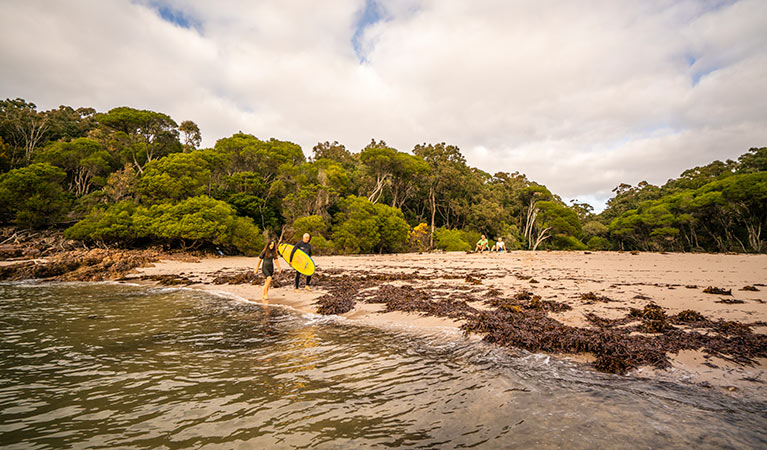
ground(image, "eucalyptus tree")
xmin=97 ymin=107 xmax=180 ymax=173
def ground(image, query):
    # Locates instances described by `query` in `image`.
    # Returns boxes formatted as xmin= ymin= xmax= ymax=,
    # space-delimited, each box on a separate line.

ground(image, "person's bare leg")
xmin=262 ymin=276 xmax=272 ymax=300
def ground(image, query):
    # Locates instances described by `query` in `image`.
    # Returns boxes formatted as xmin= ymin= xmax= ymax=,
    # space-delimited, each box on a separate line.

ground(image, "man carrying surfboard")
xmin=291 ymin=233 xmax=313 ymax=291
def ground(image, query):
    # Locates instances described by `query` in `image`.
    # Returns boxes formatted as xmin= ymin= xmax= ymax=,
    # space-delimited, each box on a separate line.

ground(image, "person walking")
xmin=256 ymin=240 xmax=281 ymax=300
xmin=291 ymin=233 xmax=313 ymax=291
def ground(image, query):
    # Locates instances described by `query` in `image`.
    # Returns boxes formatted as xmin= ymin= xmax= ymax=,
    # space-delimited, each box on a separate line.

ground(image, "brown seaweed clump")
xmin=580 ymin=292 xmax=614 ymax=304
xmin=715 ymin=298 xmax=745 ymax=304
xmin=741 ymin=285 xmax=760 ymax=291
xmin=671 ymin=310 xmax=710 ymax=327
xmin=703 ymin=286 xmax=732 ymax=295
xmin=312 ymin=270 xmax=767 ymax=375
xmin=628 ymin=303 xmax=674 ymax=333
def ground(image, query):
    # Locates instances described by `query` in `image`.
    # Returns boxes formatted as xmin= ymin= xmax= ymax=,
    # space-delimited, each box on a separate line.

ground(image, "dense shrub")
xmin=586 ymin=236 xmax=611 ymax=250
xmin=65 ymin=201 xmax=145 ymax=244
xmin=550 ymin=234 xmax=587 ymax=250
xmin=331 ymin=196 xmax=409 ymax=253
xmin=67 ymin=195 xmax=263 ymax=254
xmin=0 ymin=163 xmax=70 ymax=228
xmin=434 ymin=228 xmax=471 ymax=252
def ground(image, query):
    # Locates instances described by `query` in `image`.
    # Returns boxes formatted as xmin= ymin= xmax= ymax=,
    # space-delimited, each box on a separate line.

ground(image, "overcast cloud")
xmin=1 ymin=0 xmax=765 ymax=210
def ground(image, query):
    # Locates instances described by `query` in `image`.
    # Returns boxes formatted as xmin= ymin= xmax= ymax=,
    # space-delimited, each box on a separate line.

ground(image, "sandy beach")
xmin=131 ymin=251 xmax=767 ymax=394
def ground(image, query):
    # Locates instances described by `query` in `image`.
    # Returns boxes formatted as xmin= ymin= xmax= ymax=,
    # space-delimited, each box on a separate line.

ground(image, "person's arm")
xmin=289 ymin=244 xmax=298 ymax=263
xmin=256 ymin=258 xmax=262 ymax=273
xmin=275 ymin=256 xmax=281 ymax=273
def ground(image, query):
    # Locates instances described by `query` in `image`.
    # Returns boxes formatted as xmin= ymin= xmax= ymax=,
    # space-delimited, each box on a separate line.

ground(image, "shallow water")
xmin=0 ymin=283 xmax=765 ymax=449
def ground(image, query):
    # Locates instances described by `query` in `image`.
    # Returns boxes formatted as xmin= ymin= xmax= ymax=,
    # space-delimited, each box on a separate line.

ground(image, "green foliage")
xmin=5 ymin=97 xmax=767 ymax=255
xmin=97 ymin=106 xmax=180 ymax=172
xmin=65 ymin=201 xmax=144 ymax=243
xmin=608 ymin=172 xmax=767 ymax=252
xmin=136 ymin=196 xmax=263 ymax=254
xmin=293 ymin=215 xmax=328 ymax=238
xmin=433 ymin=228 xmax=471 ymax=252
xmin=67 ymin=196 xmax=263 ymax=254
xmin=36 ymin=138 xmax=113 ymax=196
xmin=0 ymin=163 xmax=69 ymax=228
xmin=138 ymin=151 xmax=211 ymax=203
xmin=374 ymin=202 xmax=410 ymax=253
xmin=331 ymin=196 xmax=409 ymax=253
xmin=737 ymin=147 xmax=767 ymax=174
xmin=537 ymin=201 xmax=582 ymax=238
xmin=551 ymin=234 xmax=587 ymax=250
xmin=586 ymin=236 xmax=611 ymax=251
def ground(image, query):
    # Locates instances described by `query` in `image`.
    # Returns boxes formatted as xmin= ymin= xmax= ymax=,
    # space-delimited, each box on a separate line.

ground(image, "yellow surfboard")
xmin=278 ymin=243 xmax=316 ymax=276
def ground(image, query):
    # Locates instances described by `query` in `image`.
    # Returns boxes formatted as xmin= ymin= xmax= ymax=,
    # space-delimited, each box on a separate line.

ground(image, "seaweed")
xmin=580 ymin=292 xmax=614 ymax=303
xmin=741 ymin=285 xmax=760 ymax=292
xmin=311 ymin=269 xmax=767 ymax=376
xmin=703 ymin=286 xmax=732 ymax=295
xmin=715 ymin=298 xmax=745 ymax=304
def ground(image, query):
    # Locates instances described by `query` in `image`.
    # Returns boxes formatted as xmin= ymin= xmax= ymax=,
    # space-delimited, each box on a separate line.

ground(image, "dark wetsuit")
xmin=291 ymin=240 xmax=312 ymax=288
xmin=259 ymin=250 xmax=276 ymax=278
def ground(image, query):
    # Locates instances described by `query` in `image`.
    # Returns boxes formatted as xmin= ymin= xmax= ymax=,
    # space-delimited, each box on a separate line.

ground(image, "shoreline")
xmin=126 ymin=250 xmax=767 ymax=396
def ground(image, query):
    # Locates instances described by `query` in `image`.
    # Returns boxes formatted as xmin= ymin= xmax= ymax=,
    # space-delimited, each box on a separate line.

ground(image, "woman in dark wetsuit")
xmin=256 ymin=241 xmax=281 ymax=300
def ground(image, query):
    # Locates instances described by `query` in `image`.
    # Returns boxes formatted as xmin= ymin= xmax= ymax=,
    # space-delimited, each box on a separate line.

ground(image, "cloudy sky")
xmin=1 ymin=0 xmax=765 ymax=209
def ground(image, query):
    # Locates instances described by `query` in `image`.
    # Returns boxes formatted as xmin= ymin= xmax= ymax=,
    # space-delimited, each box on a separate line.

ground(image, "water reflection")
xmin=0 ymin=283 xmax=766 ymax=449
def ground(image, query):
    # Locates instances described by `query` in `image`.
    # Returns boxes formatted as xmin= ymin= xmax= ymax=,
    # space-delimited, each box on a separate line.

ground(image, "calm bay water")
xmin=0 ymin=282 xmax=765 ymax=449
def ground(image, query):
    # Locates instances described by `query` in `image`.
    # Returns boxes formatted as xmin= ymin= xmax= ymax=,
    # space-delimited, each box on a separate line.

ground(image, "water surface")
xmin=1 ymin=283 xmax=765 ymax=448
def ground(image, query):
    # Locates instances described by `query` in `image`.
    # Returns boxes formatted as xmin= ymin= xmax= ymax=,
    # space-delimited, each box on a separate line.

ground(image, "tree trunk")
xmin=429 ymin=187 xmax=436 ymax=248
xmin=531 ymin=227 xmax=551 ymax=251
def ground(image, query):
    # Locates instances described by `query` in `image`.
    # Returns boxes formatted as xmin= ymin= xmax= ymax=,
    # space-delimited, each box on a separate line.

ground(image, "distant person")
xmin=475 ymin=235 xmax=489 ymax=253
xmin=256 ymin=241 xmax=281 ymax=300
xmin=291 ymin=233 xmax=312 ymax=291
xmin=494 ymin=237 xmax=506 ymax=252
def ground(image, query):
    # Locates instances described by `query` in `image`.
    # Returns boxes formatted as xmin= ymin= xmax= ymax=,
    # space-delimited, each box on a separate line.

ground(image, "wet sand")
xmin=131 ymin=251 xmax=767 ymax=393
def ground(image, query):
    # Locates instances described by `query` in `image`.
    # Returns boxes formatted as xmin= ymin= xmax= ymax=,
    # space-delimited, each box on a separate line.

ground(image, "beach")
xmin=131 ymin=250 xmax=767 ymax=395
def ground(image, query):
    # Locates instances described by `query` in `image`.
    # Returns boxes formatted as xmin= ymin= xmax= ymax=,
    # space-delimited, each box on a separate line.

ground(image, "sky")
xmin=1 ymin=0 xmax=765 ymax=210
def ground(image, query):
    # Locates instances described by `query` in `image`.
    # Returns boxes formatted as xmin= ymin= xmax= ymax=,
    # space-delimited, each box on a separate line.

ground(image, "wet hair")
xmin=261 ymin=241 xmax=278 ymax=259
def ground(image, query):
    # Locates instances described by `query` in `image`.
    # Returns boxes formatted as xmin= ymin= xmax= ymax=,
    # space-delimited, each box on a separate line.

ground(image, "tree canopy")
xmin=1 ymin=97 xmax=765 ymax=254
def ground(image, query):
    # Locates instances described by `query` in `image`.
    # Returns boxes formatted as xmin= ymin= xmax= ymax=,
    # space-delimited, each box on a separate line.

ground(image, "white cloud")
xmin=1 ymin=0 xmax=765 ymax=211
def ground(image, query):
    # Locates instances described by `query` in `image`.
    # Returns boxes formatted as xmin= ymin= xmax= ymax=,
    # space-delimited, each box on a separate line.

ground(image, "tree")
xmin=413 ymin=142 xmax=470 ymax=246
xmin=520 ymin=184 xmax=553 ymax=250
xmin=138 ymin=151 xmax=211 ymax=203
xmin=36 ymin=138 xmax=113 ymax=196
xmin=331 ymin=195 xmax=409 ymax=253
xmin=97 ymin=107 xmax=180 ymax=173
xmin=312 ymin=141 xmax=355 ymax=168
xmin=65 ymin=200 xmax=146 ymax=245
xmin=133 ymin=195 xmax=263 ymax=254
xmin=212 ymin=133 xmax=305 ymax=230
xmin=45 ymin=105 xmax=96 ymax=142
xmin=737 ymin=147 xmax=767 ymax=174
xmin=389 ymin=152 xmax=429 ymax=209
xmin=282 ymin=159 xmax=350 ymax=223
xmin=0 ymin=163 xmax=69 ymax=228
xmin=0 ymin=98 xmax=51 ymax=165
xmin=359 ymin=139 xmax=397 ymax=203
xmin=179 ymin=120 xmax=202 ymax=151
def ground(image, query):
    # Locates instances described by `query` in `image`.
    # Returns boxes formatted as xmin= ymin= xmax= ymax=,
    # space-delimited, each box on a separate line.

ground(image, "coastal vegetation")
xmin=1 ymin=98 xmax=765 ymax=254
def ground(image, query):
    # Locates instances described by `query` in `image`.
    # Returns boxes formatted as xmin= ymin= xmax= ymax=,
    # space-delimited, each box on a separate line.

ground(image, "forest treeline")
xmin=1 ymin=98 xmax=765 ymax=254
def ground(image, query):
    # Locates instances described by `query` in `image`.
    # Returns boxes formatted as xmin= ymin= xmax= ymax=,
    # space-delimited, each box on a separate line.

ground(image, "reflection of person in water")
xmin=256 ymin=241 xmax=281 ymax=300
xmin=291 ymin=233 xmax=312 ymax=291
